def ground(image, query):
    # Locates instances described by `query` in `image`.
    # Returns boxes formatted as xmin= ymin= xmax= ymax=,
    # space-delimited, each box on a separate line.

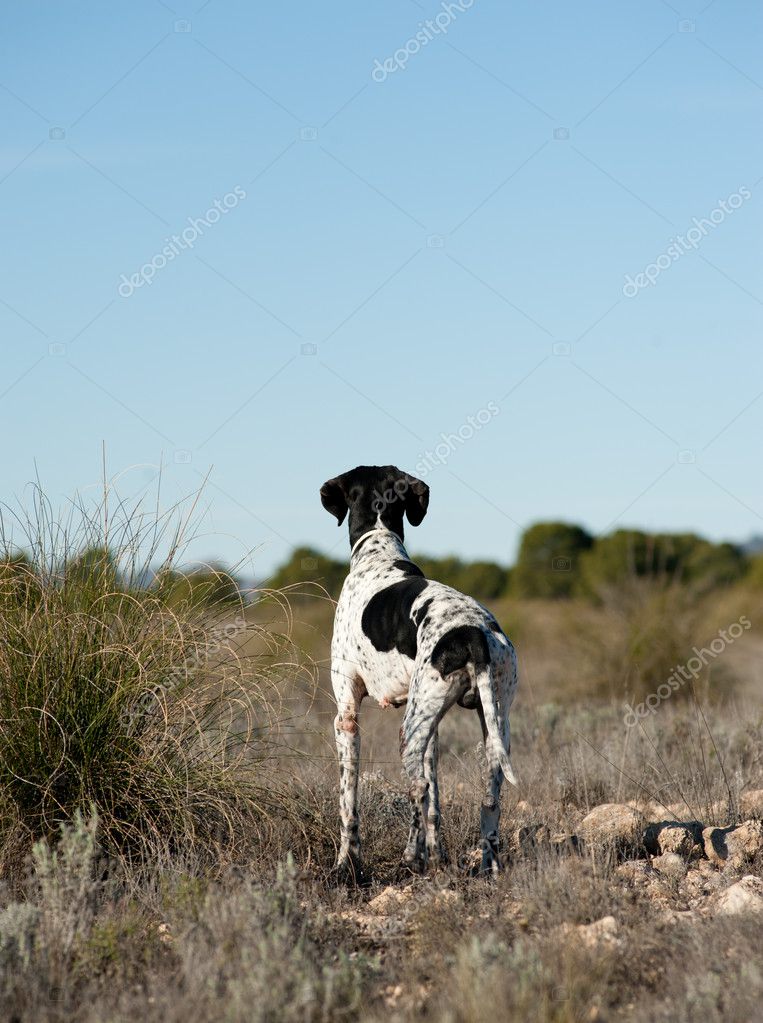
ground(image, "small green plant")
xmin=31 ymin=810 xmax=99 ymax=988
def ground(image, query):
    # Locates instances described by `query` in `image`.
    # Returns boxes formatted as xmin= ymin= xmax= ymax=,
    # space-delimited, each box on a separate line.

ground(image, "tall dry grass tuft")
xmin=0 ymin=482 xmax=305 ymax=877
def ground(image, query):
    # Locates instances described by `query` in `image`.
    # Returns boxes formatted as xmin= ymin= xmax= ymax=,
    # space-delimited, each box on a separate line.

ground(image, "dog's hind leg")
xmin=475 ymin=660 xmax=517 ymax=874
xmin=402 ymin=726 xmax=446 ymax=869
xmin=400 ymin=671 xmax=459 ymax=872
xmin=476 ymin=700 xmax=505 ymax=874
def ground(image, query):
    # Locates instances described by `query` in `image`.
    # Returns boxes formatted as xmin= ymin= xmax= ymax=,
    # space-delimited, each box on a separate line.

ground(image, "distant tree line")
xmin=512 ymin=524 xmax=746 ymax=600
xmin=0 ymin=546 xmax=242 ymax=609
xmin=4 ymin=526 xmax=755 ymax=608
xmin=267 ymin=524 xmax=756 ymax=602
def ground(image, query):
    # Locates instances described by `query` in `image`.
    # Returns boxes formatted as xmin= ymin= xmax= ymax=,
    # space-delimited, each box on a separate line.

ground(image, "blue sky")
xmin=2 ymin=0 xmax=762 ymax=577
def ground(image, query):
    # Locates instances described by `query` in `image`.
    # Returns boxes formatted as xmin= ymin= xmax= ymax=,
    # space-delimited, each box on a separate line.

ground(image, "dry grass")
xmin=0 ymin=485 xmax=315 ymax=880
xmin=3 ymin=697 xmax=763 ymax=1022
xmin=2 ymin=493 xmax=763 ymax=1021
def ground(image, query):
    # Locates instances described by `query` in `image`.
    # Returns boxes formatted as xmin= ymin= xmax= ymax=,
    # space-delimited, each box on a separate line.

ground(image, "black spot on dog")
xmin=488 ymin=619 xmax=502 ymax=633
xmin=393 ymin=559 xmax=424 ymax=578
xmin=459 ymin=690 xmax=480 ymax=709
xmin=412 ymin=596 xmax=433 ymax=627
xmin=361 ymin=578 xmax=429 ymax=660
xmin=431 ymin=625 xmax=490 ymax=679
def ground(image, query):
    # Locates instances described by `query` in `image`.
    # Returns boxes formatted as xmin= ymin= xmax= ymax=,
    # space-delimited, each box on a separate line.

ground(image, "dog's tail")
xmin=475 ymin=664 xmax=518 ymax=786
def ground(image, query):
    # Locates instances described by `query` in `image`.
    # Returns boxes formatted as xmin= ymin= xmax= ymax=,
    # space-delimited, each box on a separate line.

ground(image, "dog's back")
xmin=333 ymin=528 xmax=514 ymax=710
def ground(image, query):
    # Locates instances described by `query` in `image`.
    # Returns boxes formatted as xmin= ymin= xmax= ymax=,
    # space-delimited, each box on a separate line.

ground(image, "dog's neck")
xmin=350 ymin=528 xmax=409 ymax=565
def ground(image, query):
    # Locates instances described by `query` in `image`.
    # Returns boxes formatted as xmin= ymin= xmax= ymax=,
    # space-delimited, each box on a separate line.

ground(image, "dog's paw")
xmin=426 ymin=845 xmax=449 ymax=872
xmin=476 ymin=848 xmax=504 ymax=878
xmin=397 ymin=851 xmax=428 ymax=879
xmin=330 ymin=855 xmax=368 ymax=888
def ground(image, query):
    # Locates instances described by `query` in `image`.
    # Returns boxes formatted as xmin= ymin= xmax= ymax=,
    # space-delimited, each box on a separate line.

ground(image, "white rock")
xmin=367 ymin=885 xmax=416 ymax=915
xmin=703 ymin=825 xmax=735 ymax=866
xmin=652 ymin=852 xmax=688 ymax=880
xmin=739 ymin=789 xmax=763 ymax=819
xmin=716 ymin=876 xmax=763 ymax=916
xmin=558 ymin=915 xmax=622 ymax=950
xmin=580 ymin=804 xmax=645 ymax=850
xmin=644 ymin=821 xmax=700 ymax=858
xmin=726 ymin=820 xmax=763 ymax=865
xmin=703 ymin=820 xmax=763 ymax=867
xmin=615 ymin=860 xmax=652 ymax=882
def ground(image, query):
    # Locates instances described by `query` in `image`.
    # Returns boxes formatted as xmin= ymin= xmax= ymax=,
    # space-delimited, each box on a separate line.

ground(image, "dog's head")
xmin=320 ymin=465 xmax=429 ymax=547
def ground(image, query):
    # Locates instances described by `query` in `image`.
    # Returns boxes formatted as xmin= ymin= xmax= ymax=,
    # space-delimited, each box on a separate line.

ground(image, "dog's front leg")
xmin=332 ymin=671 xmax=365 ymax=885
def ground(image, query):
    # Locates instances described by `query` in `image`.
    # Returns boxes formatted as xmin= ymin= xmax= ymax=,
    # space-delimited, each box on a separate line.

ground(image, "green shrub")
xmin=159 ymin=563 xmax=243 ymax=607
xmin=414 ymin=555 xmax=510 ymax=599
xmin=455 ymin=559 xmax=510 ymax=599
xmin=684 ymin=539 xmax=746 ymax=590
xmin=565 ymin=576 xmax=727 ymax=702
xmin=744 ymin=553 xmax=763 ymax=590
xmin=577 ymin=531 xmax=746 ymax=599
xmin=266 ymin=546 xmax=346 ymax=599
xmin=65 ymin=545 xmax=120 ymax=596
xmin=0 ymin=486 xmax=288 ymax=873
xmin=512 ymin=522 xmax=594 ymax=598
xmin=0 ymin=549 xmax=41 ymax=607
xmin=266 ymin=546 xmax=510 ymax=602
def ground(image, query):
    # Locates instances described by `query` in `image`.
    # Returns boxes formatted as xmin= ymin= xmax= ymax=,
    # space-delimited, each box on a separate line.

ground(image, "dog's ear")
xmin=401 ymin=473 xmax=429 ymax=526
xmin=320 ymin=476 xmax=349 ymax=526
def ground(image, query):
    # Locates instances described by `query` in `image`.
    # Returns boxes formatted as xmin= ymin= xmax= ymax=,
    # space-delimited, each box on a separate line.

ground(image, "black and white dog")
xmin=320 ymin=464 xmax=518 ymax=882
